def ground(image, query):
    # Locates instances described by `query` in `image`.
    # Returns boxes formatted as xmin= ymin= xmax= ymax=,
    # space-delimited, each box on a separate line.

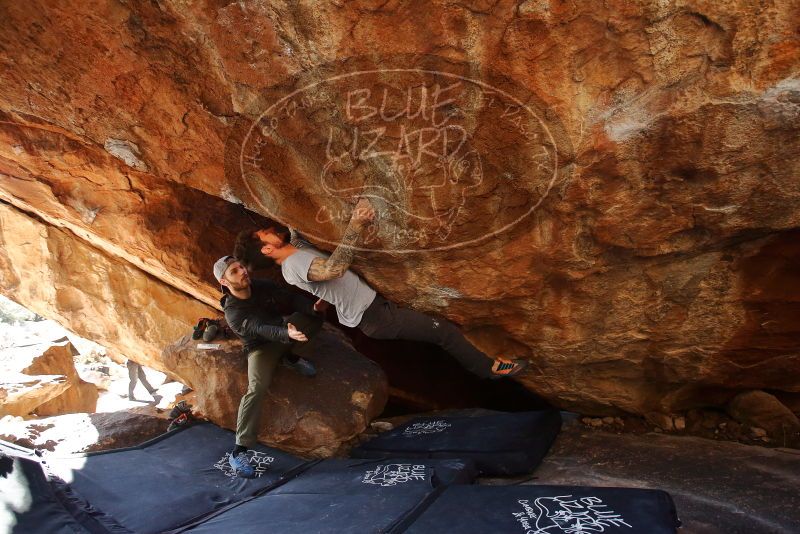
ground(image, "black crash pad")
xmin=396 ymin=484 xmax=681 ymax=534
xmin=270 ymin=457 xmax=477 ymax=493
xmin=0 ymin=454 xmax=103 ymax=534
xmin=171 ymin=457 xmax=477 ymax=533
xmin=4 ymin=419 xmax=682 ymax=534
xmin=44 ymin=423 xmax=309 ymax=534
xmin=351 ymin=410 xmax=563 ymax=475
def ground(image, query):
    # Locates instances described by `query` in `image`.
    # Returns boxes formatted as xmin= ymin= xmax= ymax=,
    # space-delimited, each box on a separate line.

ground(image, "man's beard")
xmin=229 ymin=278 xmax=250 ymax=291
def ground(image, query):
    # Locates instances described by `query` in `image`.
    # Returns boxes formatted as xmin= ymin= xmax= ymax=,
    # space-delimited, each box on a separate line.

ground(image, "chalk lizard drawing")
xmin=512 ymin=495 xmax=633 ymax=533
xmin=362 ymin=463 xmax=428 ymax=487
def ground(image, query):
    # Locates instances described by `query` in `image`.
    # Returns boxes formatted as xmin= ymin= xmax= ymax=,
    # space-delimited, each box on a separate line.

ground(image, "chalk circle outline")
xmin=240 ymin=66 xmax=562 ymax=254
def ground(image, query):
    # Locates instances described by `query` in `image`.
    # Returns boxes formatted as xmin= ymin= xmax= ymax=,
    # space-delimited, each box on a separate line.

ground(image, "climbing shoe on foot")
xmin=490 ymin=358 xmax=529 ymax=379
xmin=228 ymin=451 xmax=256 ymax=478
xmin=282 ymin=356 xmax=317 ymax=377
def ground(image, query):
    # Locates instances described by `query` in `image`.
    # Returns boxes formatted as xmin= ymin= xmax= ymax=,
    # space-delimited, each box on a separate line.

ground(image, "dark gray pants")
xmin=235 ymin=312 xmax=322 ymax=448
xmin=357 ymin=294 xmax=494 ymax=378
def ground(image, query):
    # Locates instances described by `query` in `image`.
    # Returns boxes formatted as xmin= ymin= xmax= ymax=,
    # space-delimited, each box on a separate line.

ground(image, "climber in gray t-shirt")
xmin=281 ymin=244 xmax=376 ymax=328
xmin=233 ymin=198 xmax=529 ymax=380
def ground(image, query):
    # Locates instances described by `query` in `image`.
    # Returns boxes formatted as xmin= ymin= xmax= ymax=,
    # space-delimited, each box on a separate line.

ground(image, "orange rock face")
xmin=0 ymin=203 xmax=217 ymax=373
xmin=0 ymin=1 xmax=798 ymax=416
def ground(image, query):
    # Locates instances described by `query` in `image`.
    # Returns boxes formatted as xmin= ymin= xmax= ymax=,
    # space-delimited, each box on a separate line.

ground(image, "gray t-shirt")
xmin=281 ymin=245 xmax=376 ymax=327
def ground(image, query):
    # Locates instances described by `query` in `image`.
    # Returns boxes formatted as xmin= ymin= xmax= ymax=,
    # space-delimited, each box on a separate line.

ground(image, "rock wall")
xmin=0 ymin=338 xmax=97 ymax=417
xmin=0 ymin=0 xmax=798 ymax=416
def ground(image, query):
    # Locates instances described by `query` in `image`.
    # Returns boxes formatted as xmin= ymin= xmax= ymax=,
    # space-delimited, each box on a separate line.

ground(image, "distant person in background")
xmin=126 ymin=359 xmax=161 ymax=403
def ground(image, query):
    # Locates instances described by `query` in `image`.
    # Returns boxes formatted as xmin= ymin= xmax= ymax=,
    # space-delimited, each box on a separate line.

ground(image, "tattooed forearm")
xmin=307 ymin=218 xmax=366 ymax=281
xmin=307 ymin=257 xmax=332 ymax=281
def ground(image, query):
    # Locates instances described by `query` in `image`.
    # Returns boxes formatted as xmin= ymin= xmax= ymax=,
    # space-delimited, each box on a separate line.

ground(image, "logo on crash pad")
xmin=402 ymin=420 xmax=452 ymax=437
xmin=511 ymin=495 xmax=632 ymax=533
xmin=230 ymin=54 xmax=572 ymax=254
xmin=213 ymin=451 xmax=275 ymax=478
xmin=361 ymin=463 xmax=428 ymax=487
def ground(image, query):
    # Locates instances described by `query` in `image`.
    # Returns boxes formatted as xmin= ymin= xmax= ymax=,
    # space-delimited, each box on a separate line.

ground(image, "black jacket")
xmin=221 ymin=279 xmax=316 ymax=352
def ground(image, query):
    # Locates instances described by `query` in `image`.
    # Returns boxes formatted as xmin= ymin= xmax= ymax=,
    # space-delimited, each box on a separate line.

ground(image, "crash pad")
xmin=351 ymin=410 xmax=563 ymax=475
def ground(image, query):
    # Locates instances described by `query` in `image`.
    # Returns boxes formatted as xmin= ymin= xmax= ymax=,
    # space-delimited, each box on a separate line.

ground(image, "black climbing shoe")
xmin=194 ymin=318 xmax=223 ymax=341
xmin=167 ymin=400 xmax=194 ymax=431
xmin=192 ymin=318 xmax=209 ymax=340
xmin=202 ymin=322 xmax=219 ymax=342
xmin=168 ymin=400 xmax=192 ymax=419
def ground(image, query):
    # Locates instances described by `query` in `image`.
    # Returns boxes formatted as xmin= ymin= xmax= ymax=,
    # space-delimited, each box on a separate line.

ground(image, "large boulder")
xmin=162 ymin=325 xmax=388 ymax=456
xmin=0 ymin=1 xmax=797 ymax=417
xmin=19 ymin=338 xmax=98 ymax=416
xmin=0 ymin=373 xmax=68 ymax=418
xmin=727 ymin=390 xmax=800 ymax=447
xmin=0 ymin=410 xmax=170 ymax=453
xmin=0 ymin=338 xmax=97 ymax=416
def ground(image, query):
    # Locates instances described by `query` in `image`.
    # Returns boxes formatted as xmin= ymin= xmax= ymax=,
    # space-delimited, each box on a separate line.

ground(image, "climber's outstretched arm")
xmin=307 ymin=198 xmax=375 ymax=281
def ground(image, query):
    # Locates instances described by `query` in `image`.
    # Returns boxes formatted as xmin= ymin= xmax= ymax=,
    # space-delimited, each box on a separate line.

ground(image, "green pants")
xmin=235 ymin=312 xmax=321 ymax=448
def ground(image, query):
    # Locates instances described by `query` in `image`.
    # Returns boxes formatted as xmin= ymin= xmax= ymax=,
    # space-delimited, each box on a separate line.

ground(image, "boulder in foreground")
xmin=0 ymin=410 xmax=169 ymax=453
xmin=162 ymin=324 xmax=388 ymax=456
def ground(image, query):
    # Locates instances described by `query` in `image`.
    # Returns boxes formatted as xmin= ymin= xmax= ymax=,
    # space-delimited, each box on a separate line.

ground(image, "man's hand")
xmin=351 ymin=197 xmax=375 ymax=227
xmin=313 ymin=298 xmax=329 ymax=314
xmin=287 ymin=323 xmax=308 ymax=342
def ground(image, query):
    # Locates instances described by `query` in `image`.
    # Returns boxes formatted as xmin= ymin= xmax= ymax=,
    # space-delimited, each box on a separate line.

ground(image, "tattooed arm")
xmin=307 ymin=198 xmax=375 ymax=282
